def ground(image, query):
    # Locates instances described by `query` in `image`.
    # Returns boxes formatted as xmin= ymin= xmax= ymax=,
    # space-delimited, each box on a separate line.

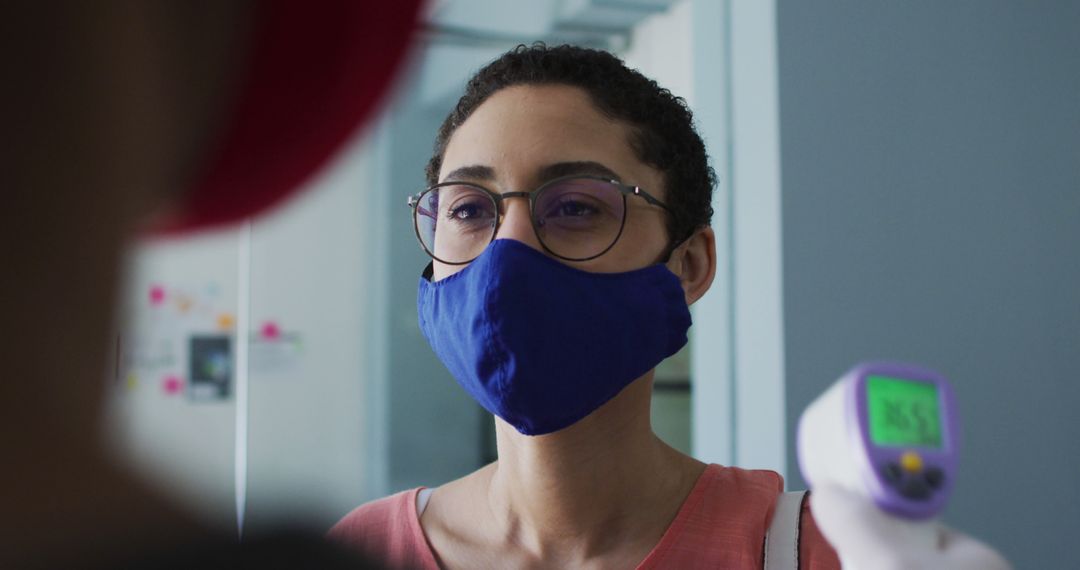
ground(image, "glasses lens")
xmin=533 ymin=178 xmax=626 ymax=260
xmin=415 ymin=185 xmax=497 ymax=264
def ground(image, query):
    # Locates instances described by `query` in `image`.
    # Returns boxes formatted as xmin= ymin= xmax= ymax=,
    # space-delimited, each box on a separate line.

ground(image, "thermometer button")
xmin=883 ymin=463 xmax=904 ymax=484
xmin=924 ymin=467 xmax=945 ymax=489
xmin=900 ymin=478 xmax=933 ymax=501
xmin=900 ymin=451 xmax=924 ymax=473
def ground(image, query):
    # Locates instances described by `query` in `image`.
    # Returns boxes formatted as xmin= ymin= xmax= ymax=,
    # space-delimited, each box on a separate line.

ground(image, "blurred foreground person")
xmin=0 ymin=1 xmax=420 ymax=567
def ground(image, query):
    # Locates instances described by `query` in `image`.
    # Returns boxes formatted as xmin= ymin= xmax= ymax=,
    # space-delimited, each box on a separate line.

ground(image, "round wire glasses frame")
xmin=406 ymin=175 xmax=674 ymax=265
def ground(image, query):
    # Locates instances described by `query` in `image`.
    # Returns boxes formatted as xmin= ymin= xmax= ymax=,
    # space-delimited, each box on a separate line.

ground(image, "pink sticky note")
xmin=162 ymin=375 xmax=183 ymax=395
xmin=261 ymin=321 xmax=281 ymax=340
xmin=149 ymin=285 xmax=166 ymax=306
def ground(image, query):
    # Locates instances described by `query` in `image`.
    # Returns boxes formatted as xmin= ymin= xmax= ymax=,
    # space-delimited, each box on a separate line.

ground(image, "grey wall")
xmin=777 ymin=2 xmax=1080 ymax=568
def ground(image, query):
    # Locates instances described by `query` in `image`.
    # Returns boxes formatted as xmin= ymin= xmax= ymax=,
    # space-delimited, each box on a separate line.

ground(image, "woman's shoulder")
xmin=702 ymin=464 xmax=839 ymax=568
xmin=697 ymin=463 xmax=786 ymax=505
xmin=328 ymin=488 xmax=439 ymax=569
xmin=676 ymin=463 xmax=785 ymax=530
xmin=329 ymin=489 xmax=418 ymax=537
xmin=642 ymin=464 xmax=838 ymax=569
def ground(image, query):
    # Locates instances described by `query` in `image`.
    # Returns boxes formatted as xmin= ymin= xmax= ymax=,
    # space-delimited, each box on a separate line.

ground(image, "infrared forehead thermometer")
xmin=798 ymin=362 xmax=959 ymax=521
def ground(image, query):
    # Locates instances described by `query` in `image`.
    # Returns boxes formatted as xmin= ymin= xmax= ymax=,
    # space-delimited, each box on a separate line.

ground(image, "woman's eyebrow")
xmin=440 ymin=161 xmax=624 ymax=185
xmin=538 ymin=161 xmax=623 ymax=182
xmin=441 ymin=164 xmax=495 ymax=183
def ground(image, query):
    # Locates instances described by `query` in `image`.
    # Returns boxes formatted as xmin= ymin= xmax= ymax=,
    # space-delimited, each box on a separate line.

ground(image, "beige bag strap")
xmin=764 ymin=490 xmax=808 ymax=570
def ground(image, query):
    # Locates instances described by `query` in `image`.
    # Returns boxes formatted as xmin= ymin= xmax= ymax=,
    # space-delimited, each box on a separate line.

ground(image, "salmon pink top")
xmin=329 ymin=464 xmax=840 ymax=569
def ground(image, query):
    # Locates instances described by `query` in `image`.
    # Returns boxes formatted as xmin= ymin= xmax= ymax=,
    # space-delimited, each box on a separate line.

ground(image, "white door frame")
xmin=691 ymin=0 xmax=787 ymax=480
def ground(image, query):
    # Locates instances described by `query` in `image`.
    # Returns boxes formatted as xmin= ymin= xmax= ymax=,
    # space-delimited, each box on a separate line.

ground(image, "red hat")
xmin=154 ymin=0 xmax=423 ymax=233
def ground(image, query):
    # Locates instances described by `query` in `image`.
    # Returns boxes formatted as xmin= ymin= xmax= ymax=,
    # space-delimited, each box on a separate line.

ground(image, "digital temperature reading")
xmin=866 ymin=375 xmax=942 ymax=448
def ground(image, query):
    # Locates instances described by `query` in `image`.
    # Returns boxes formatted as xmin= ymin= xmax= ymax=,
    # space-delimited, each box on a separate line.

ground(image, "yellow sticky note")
xmin=217 ymin=313 xmax=235 ymax=330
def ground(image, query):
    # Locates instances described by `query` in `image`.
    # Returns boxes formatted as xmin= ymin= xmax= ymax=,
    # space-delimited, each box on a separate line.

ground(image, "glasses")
xmin=407 ymin=175 xmax=674 ymax=265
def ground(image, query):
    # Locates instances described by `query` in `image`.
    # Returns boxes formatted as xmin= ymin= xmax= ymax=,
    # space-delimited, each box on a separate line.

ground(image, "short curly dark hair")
xmin=426 ymin=43 xmax=715 ymax=246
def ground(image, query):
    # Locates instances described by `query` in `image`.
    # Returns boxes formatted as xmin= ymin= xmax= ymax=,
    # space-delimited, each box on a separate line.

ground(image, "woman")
xmin=331 ymin=44 xmax=840 ymax=569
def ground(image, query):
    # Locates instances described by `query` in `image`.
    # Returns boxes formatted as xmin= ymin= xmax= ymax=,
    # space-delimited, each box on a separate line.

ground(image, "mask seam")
xmin=481 ymin=270 xmax=513 ymax=419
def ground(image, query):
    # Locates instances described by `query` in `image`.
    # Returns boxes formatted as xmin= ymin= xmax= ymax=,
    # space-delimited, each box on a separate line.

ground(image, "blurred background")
xmin=104 ymin=1 xmax=1078 ymax=568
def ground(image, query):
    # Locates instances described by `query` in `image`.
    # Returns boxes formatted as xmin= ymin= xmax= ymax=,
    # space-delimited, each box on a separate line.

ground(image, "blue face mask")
xmin=417 ymin=239 xmax=691 ymax=436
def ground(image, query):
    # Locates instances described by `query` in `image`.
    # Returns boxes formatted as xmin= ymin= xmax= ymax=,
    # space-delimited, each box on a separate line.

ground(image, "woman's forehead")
xmin=440 ymin=85 xmax=661 ymax=191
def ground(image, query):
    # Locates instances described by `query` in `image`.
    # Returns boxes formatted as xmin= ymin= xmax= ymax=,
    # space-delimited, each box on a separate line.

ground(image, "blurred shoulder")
xmin=329 ymin=488 xmax=420 ymax=543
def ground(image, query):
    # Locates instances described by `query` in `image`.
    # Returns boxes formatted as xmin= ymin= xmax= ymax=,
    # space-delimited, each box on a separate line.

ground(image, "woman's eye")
xmin=553 ymin=200 xmax=597 ymax=217
xmin=447 ymin=202 xmax=491 ymax=221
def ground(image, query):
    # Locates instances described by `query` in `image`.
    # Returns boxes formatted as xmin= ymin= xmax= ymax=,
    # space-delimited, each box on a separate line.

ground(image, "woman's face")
xmin=433 ymin=84 xmax=671 ymax=280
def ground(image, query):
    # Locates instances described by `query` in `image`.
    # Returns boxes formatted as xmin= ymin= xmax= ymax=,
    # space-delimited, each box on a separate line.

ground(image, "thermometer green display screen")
xmin=866 ymin=375 xmax=942 ymax=448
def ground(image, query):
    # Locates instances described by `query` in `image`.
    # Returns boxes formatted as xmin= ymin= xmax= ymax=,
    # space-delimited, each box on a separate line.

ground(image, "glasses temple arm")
xmin=631 ymin=186 xmax=675 ymax=214
xmin=408 ymin=195 xmax=438 ymax=220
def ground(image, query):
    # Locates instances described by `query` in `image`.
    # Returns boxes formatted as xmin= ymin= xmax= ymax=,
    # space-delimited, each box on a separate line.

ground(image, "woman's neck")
xmin=485 ymin=375 xmax=706 ymax=561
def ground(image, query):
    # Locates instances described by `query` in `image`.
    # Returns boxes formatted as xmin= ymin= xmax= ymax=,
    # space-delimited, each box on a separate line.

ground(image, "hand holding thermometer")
xmin=798 ymin=362 xmax=959 ymax=568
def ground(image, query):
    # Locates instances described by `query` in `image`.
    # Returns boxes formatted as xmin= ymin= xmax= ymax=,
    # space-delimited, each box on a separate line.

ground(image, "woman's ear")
xmin=666 ymin=227 xmax=716 ymax=305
